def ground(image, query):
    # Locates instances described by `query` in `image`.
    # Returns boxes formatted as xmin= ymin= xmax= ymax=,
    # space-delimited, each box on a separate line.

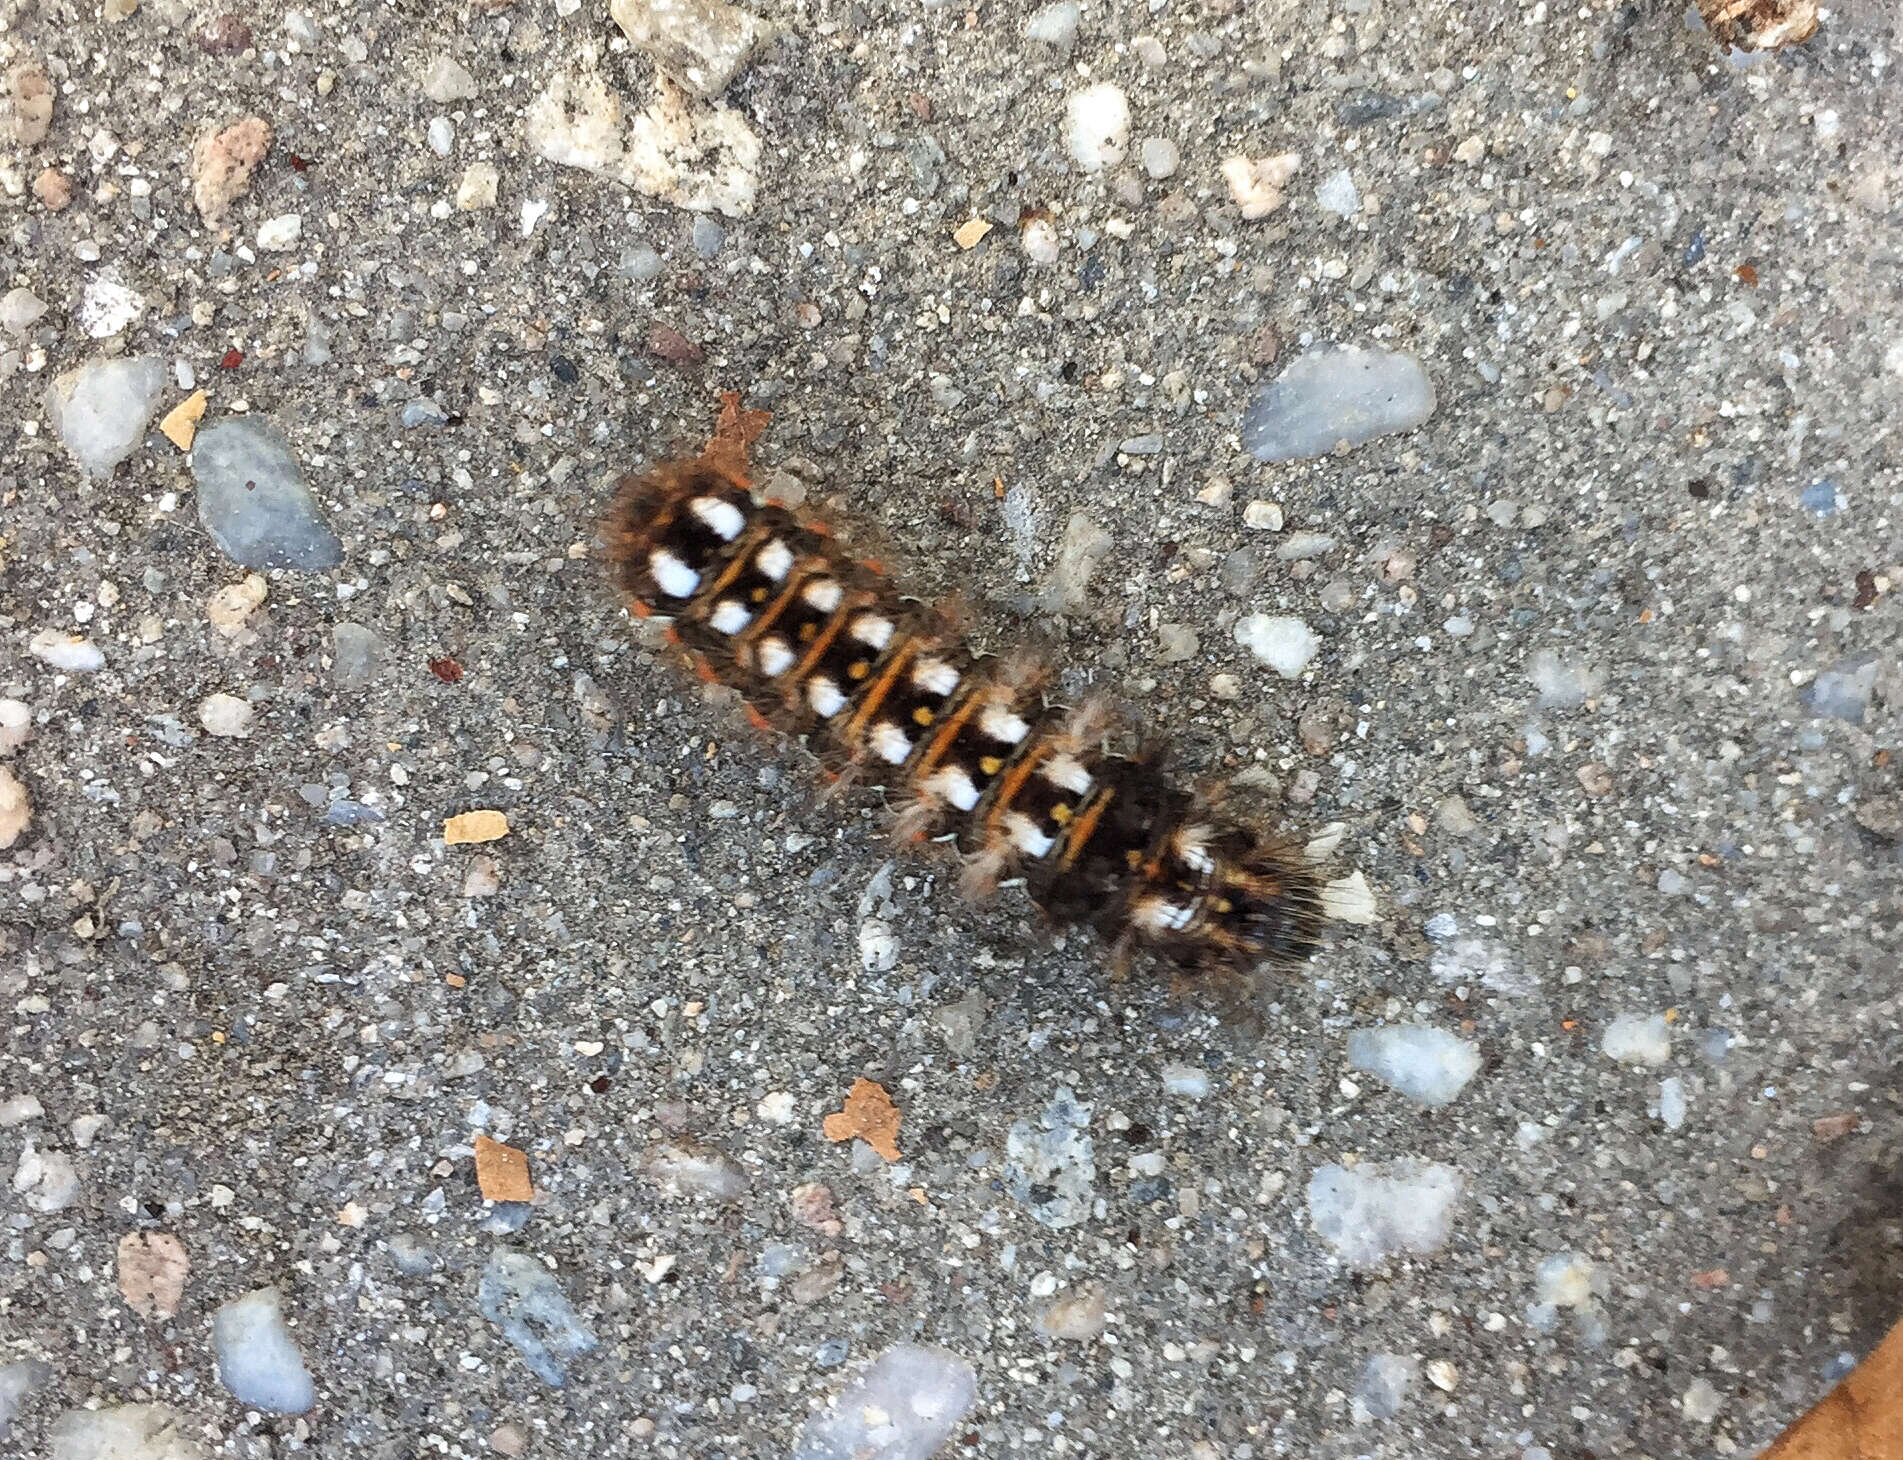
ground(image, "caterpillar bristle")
xmin=602 ymin=443 xmax=1338 ymax=979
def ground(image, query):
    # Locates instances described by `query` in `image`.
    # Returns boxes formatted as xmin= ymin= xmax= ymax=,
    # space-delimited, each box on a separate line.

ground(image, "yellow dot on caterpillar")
xmin=848 ymin=660 xmax=871 ymax=679
xmin=1125 ymin=849 xmax=1144 ymax=868
xmin=979 ymin=755 xmax=1003 ymax=776
xmin=798 ymin=622 xmax=818 ymax=641
xmin=912 ymin=705 xmax=935 ymax=726
xmin=751 ymin=586 xmax=769 ymax=602
xmin=1050 ymin=803 xmax=1073 ymax=825
xmin=1215 ymin=897 xmax=1234 ymax=914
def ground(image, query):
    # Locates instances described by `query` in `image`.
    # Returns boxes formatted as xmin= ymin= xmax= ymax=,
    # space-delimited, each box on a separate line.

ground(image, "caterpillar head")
xmin=1128 ymin=821 xmax=1324 ymax=972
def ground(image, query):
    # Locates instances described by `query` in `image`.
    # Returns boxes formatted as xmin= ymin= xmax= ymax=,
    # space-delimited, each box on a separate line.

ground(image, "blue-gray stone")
xmin=478 ymin=1249 xmax=597 ymax=1388
xmin=193 ymin=418 xmax=343 ymax=570
xmin=1242 ymin=346 xmax=1436 ymax=463
xmin=1800 ymin=651 xmax=1879 ymax=725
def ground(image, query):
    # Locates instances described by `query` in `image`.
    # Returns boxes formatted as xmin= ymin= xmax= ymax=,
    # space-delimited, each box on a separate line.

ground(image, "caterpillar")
xmin=601 ymin=413 xmax=1331 ymax=978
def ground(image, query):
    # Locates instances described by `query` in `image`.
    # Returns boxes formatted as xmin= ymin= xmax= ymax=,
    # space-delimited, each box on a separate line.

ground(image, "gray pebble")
xmin=1140 ymin=137 xmax=1180 ymax=179
xmin=45 ymin=356 xmax=163 ymax=479
xmin=692 ymin=214 xmax=725 ymax=258
xmin=331 ymin=623 xmax=383 ymax=689
xmin=192 ymin=418 xmax=344 ymax=571
xmin=621 ymin=244 xmax=665 ymax=281
xmin=1242 ymin=346 xmax=1437 ymax=463
xmin=478 ymin=1249 xmax=598 ymax=1388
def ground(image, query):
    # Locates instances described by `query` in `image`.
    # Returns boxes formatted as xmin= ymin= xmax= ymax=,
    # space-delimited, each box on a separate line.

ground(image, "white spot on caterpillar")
xmin=979 ymin=705 xmax=1030 ymax=744
xmin=870 ymin=722 xmax=912 ymax=764
xmin=649 ymin=550 xmax=700 ymax=600
xmin=1133 ymin=896 xmax=1195 ymax=934
xmin=1043 ymin=753 xmax=1092 ymax=797
xmin=1006 ymin=813 xmax=1055 ymax=858
xmin=690 ymin=496 xmax=745 ymax=540
xmin=851 ymin=614 xmax=894 ymax=650
xmin=925 ymin=765 xmax=981 ymax=812
xmin=708 ymin=600 xmax=751 ymax=635
xmin=808 ymin=678 xmax=846 ymax=717
xmin=802 ymin=578 xmax=843 ymax=613
xmin=755 ymin=539 xmax=793 ymax=581
xmin=1174 ymin=825 xmax=1215 ymax=875
xmin=756 ymin=638 xmax=795 ymax=677
xmin=913 ymin=658 xmax=960 ymax=696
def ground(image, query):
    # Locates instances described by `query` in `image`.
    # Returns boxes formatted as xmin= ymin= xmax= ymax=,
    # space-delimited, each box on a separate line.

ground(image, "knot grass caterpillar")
xmin=602 ymin=402 xmax=1355 ymax=980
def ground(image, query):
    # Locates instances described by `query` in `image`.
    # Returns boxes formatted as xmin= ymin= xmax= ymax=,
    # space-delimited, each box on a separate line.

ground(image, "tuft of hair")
xmin=891 ymin=787 xmax=942 ymax=847
xmin=958 ymin=842 xmax=1012 ymax=902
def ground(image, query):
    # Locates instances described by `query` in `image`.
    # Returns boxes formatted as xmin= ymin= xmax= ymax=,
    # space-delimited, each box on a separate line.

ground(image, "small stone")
xmin=1021 ymin=216 xmax=1060 ymax=265
xmin=1005 ymin=1088 xmax=1095 ymax=1229
xmin=207 ymin=574 xmax=268 ymax=637
xmin=478 ymin=1250 xmax=598 ymax=1388
xmin=1346 ymin=1025 xmax=1481 ymax=1108
xmin=118 ymin=1232 xmax=191 ymax=1320
xmin=858 ymin=917 xmax=900 ymax=972
xmin=331 ymin=623 xmax=382 ymax=689
xmin=12 ymin=1139 xmax=81 ymax=1213
xmin=1217 ymin=548 xmax=1260 ymax=596
xmin=256 ymin=213 xmax=303 ymax=251
xmin=0 ymin=1360 xmax=53 ymax=1444
xmin=1221 ymin=152 xmax=1300 ymax=219
xmin=793 ymin=1345 xmax=977 ymax=1460
xmin=1242 ymin=499 xmax=1283 ymax=530
xmin=610 ymin=0 xmax=770 ymax=99
xmin=1023 ymin=0 xmax=1082 ymax=47
xmin=422 ymin=54 xmax=479 ymax=103
xmin=691 ymin=213 xmax=725 ymax=257
xmin=1659 ymin=1076 xmax=1688 ymax=1131
xmin=198 ymin=693 xmax=254 ymax=738
xmin=1197 ymin=475 xmax=1233 ymax=506
xmin=642 ymin=1138 xmax=748 ymax=1200
xmin=0 ymin=767 xmax=31 ymax=849
xmin=462 ymin=855 xmax=501 ymax=897
xmin=1353 ymin=1352 xmax=1416 ymax=1423
xmin=1159 ymin=1064 xmax=1209 ymax=1098
xmin=1275 ymin=531 xmax=1336 ymax=562
xmin=1307 ymin=1159 xmax=1462 ymax=1268
xmin=952 ymin=217 xmax=991 ymax=250
xmin=1234 ymin=614 xmax=1318 ymax=678
xmin=1038 ymin=511 xmax=1111 ymax=613
xmin=1800 ymin=651 xmax=1879 ymax=725
xmin=192 ymin=417 xmax=344 ymax=571
xmin=1139 ymin=137 xmax=1180 ymax=179
xmin=1452 ymin=135 xmax=1486 ymax=164
xmin=159 ymin=390 xmax=208 ymax=450
xmin=1036 ymin=1285 xmax=1108 ymax=1340
xmin=0 ymin=1093 xmax=41 ymax=1126
xmin=29 ymin=630 xmax=106 ymax=673
xmin=196 ymin=14 xmax=254 ymax=53
xmin=1527 ymin=648 xmax=1603 ymax=708
xmin=427 ymin=117 xmax=454 ymax=157
xmin=0 ymin=286 xmax=47 ymax=336
xmin=444 ymin=810 xmax=509 ymax=845
xmin=47 ymin=1404 xmax=205 ymax=1460
xmin=1242 ymin=345 xmax=1436 ymax=462
xmin=1063 ymin=83 xmax=1128 ymax=174
xmin=1601 ymin=1013 xmax=1671 ymax=1067
xmin=1425 ymin=1359 xmax=1459 ymax=1393
xmin=192 ymin=117 xmax=272 ymax=224
xmin=1316 ymin=168 xmax=1359 ymax=217
xmin=1682 ymin=1377 xmax=1724 ymax=1424
xmin=1155 ymin=623 xmax=1199 ymax=663
xmin=489 ymin=1424 xmax=529 ymax=1458
xmin=456 ymin=161 xmax=500 ymax=210
xmin=648 ymin=322 xmax=704 ymax=367
xmin=621 ymin=242 xmax=665 ymax=279
xmin=46 ymin=356 xmax=164 ymax=478
xmin=4 ymin=59 xmax=53 ymax=147
xmin=32 ymin=166 xmax=72 ymax=210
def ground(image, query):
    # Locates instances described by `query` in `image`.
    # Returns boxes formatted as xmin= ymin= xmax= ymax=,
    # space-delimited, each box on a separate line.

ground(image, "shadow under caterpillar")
xmin=601 ymin=414 xmax=1357 ymax=978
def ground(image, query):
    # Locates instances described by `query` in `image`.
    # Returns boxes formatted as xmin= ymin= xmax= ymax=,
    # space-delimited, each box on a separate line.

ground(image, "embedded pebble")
xmin=0 ymin=1093 xmax=43 ymax=1126
xmin=1021 ymin=215 xmax=1060 ymax=266
xmin=118 ymin=1232 xmax=191 ymax=1320
xmin=0 ymin=767 xmax=30 ymax=848
xmin=1159 ymin=1063 xmax=1209 ymax=1098
xmin=256 ymin=214 xmax=303 ymax=251
xmin=1353 ymin=1352 xmax=1416 ymax=1423
xmin=456 ymin=161 xmax=500 ymax=211
xmin=0 ymin=1360 xmax=53 ymax=1443
xmin=1683 ymin=1377 xmax=1724 ymax=1424
xmin=1601 ymin=1013 xmax=1671 ymax=1067
xmin=1659 ymin=1075 xmax=1688 ymax=1131
xmin=29 ymin=630 xmax=106 ymax=672
xmin=1316 ymin=168 xmax=1360 ymax=217
xmin=192 ymin=116 xmax=272 ymax=224
xmin=1527 ymin=648 xmax=1604 ymax=708
xmin=1063 ymin=83 xmax=1128 ymax=174
xmin=5 ymin=57 xmax=54 ymax=147
xmin=1275 ymin=531 xmax=1336 ymax=562
xmin=1221 ymin=152 xmax=1300 ymax=218
xmin=198 ymin=693 xmax=254 ymax=738
xmin=211 ymin=1287 xmax=315 ymax=1413
xmin=192 ymin=417 xmax=344 ymax=570
xmin=1023 ymin=0 xmax=1081 ymax=47
xmin=427 ymin=117 xmax=454 ymax=156
xmin=1242 ymin=499 xmax=1284 ymax=531
xmin=1307 ymin=1159 xmax=1462 ymax=1268
xmin=422 ymin=54 xmax=478 ymax=104
xmin=1154 ymin=623 xmax=1199 ymax=663
xmin=1234 ymin=614 xmax=1318 ymax=679
xmin=77 ymin=271 xmax=146 ymax=339
xmin=692 ymin=213 xmax=725 ymax=257
xmin=1800 ymin=651 xmax=1878 ymax=724
xmin=793 ymin=1344 xmax=978 ymax=1460
xmin=332 ymin=623 xmax=382 ymax=688
xmin=45 ymin=355 xmax=164 ymax=478
xmin=1036 ymin=1284 xmax=1108 ymax=1340
xmin=1038 ymin=511 xmax=1111 ymax=612
xmin=1 ymin=285 xmax=48 ymax=335
xmin=206 ymin=575 xmax=268 ymax=637
xmin=610 ymin=0 xmax=770 ymax=99
xmin=1139 ymin=137 xmax=1179 ymax=179
xmin=621 ymin=243 xmax=665 ymax=280
xmin=1242 ymin=346 xmax=1436 ymax=462
xmin=12 ymin=1139 xmax=81 ymax=1212
xmin=478 ymin=1249 xmax=599 ymax=1387
xmin=1533 ymin=1252 xmax=1596 ymax=1312
xmin=1004 ymin=1087 xmax=1095 ymax=1229
xmin=641 ymin=1138 xmax=749 ymax=1200
xmin=858 ymin=917 xmax=900 ymax=972
xmin=1346 ymin=1025 xmax=1480 ymax=1108
xmin=47 ymin=1403 xmax=205 ymax=1460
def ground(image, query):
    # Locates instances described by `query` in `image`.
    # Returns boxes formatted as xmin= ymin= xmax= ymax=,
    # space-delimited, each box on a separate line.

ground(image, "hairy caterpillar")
xmin=602 ymin=421 xmax=1331 ymax=977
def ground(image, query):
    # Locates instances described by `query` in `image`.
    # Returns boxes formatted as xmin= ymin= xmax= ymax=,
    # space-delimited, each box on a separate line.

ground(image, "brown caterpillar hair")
xmin=602 ymin=443 xmax=1326 ymax=977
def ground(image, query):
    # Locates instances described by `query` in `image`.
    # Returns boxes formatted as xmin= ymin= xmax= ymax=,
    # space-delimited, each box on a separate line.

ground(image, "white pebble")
xmin=793 ymin=1344 xmax=977 ymax=1460
xmin=256 ymin=214 xmax=303 ymax=251
xmin=0 ymin=768 xmax=28 ymax=850
xmin=427 ymin=117 xmax=455 ymax=157
xmin=858 ymin=918 xmax=900 ymax=973
xmin=1533 ymin=1252 xmax=1596 ymax=1310
xmin=1346 ymin=1025 xmax=1480 ymax=1108
xmin=1021 ymin=217 xmax=1060 ymax=266
xmin=11 ymin=1140 xmax=80 ymax=1213
xmin=1527 ymin=648 xmax=1604 ymax=708
xmin=1242 ymin=345 xmax=1436 ymax=462
xmin=29 ymin=629 xmax=105 ymax=673
xmin=1242 ymin=499 xmax=1284 ymax=531
xmin=1234 ymin=614 xmax=1317 ymax=678
xmin=211 ymin=1287 xmax=316 ymax=1414
xmin=1063 ymin=83 xmax=1129 ymax=174
xmin=457 ymin=161 xmax=500 ymax=211
xmin=0 ymin=1094 xmax=43 ymax=1127
xmin=1221 ymin=152 xmax=1300 ymax=219
xmin=199 ymin=693 xmax=254 ymax=738
xmin=1023 ymin=0 xmax=1081 ymax=47
xmin=1316 ymin=167 xmax=1359 ymax=218
xmin=1682 ymin=1377 xmax=1724 ymax=1424
xmin=1139 ymin=136 xmax=1179 ymax=179
xmin=1659 ymin=1075 xmax=1688 ymax=1130
xmin=1159 ymin=1064 xmax=1209 ymax=1098
xmin=1307 ymin=1159 xmax=1462 ymax=1269
xmin=1601 ymin=1013 xmax=1671 ymax=1067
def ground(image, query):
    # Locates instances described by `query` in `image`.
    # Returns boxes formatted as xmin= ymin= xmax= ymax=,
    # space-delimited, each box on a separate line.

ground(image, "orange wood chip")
xmin=160 ymin=390 xmax=207 ymax=450
xmin=822 ymin=1077 xmax=901 ymax=1162
xmin=444 ymin=810 xmax=509 ymax=845
xmin=1761 ymin=1315 xmax=1903 ymax=1460
xmin=474 ymin=1133 xmax=533 ymax=1203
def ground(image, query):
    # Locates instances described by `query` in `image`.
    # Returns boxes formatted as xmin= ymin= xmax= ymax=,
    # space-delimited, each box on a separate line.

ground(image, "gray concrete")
xmin=1 ymin=0 xmax=1899 ymax=1456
